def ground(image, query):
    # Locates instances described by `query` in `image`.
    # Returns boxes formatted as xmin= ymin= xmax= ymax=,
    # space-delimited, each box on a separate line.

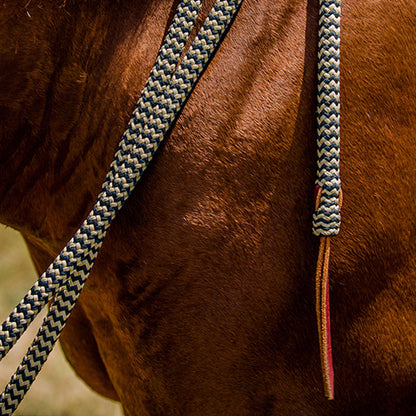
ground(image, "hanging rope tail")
xmin=312 ymin=0 xmax=341 ymax=400
xmin=0 ymin=1 xmax=244 ymax=414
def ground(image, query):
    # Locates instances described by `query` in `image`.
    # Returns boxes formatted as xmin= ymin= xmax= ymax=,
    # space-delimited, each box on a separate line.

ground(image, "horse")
xmin=1 ymin=0 xmax=416 ymax=414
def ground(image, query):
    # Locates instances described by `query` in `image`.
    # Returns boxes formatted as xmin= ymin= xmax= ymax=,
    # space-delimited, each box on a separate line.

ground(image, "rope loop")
xmin=0 ymin=1 xmax=244 ymax=414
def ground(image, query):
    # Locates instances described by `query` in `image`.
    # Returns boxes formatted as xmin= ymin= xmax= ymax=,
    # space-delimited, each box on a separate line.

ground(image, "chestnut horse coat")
xmin=1 ymin=0 xmax=416 ymax=415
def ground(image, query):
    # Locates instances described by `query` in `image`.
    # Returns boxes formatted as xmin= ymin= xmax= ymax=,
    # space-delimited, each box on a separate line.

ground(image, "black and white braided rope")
xmin=0 ymin=1 xmax=244 ymax=414
xmin=0 ymin=0 xmax=342 ymax=411
xmin=312 ymin=0 xmax=341 ymax=236
xmin=0 ymin=0 xmax=201 ymax=364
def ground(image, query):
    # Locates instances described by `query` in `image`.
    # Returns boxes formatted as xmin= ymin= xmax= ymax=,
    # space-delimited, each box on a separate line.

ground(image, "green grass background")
xmin=0 ymin=226 xmax=123 ymax=416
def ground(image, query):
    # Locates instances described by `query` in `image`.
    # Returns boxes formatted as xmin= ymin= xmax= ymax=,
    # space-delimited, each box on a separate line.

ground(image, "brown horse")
xmin=1 ymin=0 xmax=416 ymax=414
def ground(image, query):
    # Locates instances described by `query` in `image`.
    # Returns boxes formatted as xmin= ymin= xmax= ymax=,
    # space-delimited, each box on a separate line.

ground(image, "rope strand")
xmin=0 ymin=1 xmax=244 ymax=414
xmin=0 ymin=0 xmax=342 ymax=412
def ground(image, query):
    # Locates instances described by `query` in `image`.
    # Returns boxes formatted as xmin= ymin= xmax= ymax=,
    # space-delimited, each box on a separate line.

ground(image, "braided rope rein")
xmin=312 ymin=0 xmax=341 ymax=401
xmin=0 ymin=0 xmax=341 ymax=412
xmin=0 ymin=0 xmax=201 ymax=363
xmin=0 ymin=1 xmax=244 ymax=414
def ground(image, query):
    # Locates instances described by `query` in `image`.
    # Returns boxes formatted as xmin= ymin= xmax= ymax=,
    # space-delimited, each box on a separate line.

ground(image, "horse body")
xmin=1 ymin=1 xmax=416 ymax=414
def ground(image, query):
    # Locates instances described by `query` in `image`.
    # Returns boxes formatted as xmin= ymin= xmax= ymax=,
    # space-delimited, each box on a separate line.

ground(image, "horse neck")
xmin=0 ymin=0 xmax=306 ymax=250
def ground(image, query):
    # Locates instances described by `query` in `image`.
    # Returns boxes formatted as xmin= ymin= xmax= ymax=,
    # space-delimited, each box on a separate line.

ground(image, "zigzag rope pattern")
xmin=312 ymin=0 xmax=341 ymax=236
xmin=0 ymin=0 xmax=201 ymax=364
xmin=0 ymin=0 xmax=342 ymax=412
xmin=0 ymin=1 xmax=244 ymax=414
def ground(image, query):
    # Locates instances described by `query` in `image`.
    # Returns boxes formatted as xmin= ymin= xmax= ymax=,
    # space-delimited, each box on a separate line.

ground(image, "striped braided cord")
xmin=0 ymin=0 xmax=243 ymax=414
xmin=0 ymin=0 xmax=202 ymax=363
xmin=0 ymin=0 xmax=201 ymax=360
xmin=312 ymin=0 xmax=341 ymax=236
xmin=0 ymin=0 xmax=201 ymax=413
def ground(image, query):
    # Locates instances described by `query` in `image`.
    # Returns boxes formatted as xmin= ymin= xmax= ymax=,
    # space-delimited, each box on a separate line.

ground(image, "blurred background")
xmin=0 ymin=225 xmax=123 ymax=416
